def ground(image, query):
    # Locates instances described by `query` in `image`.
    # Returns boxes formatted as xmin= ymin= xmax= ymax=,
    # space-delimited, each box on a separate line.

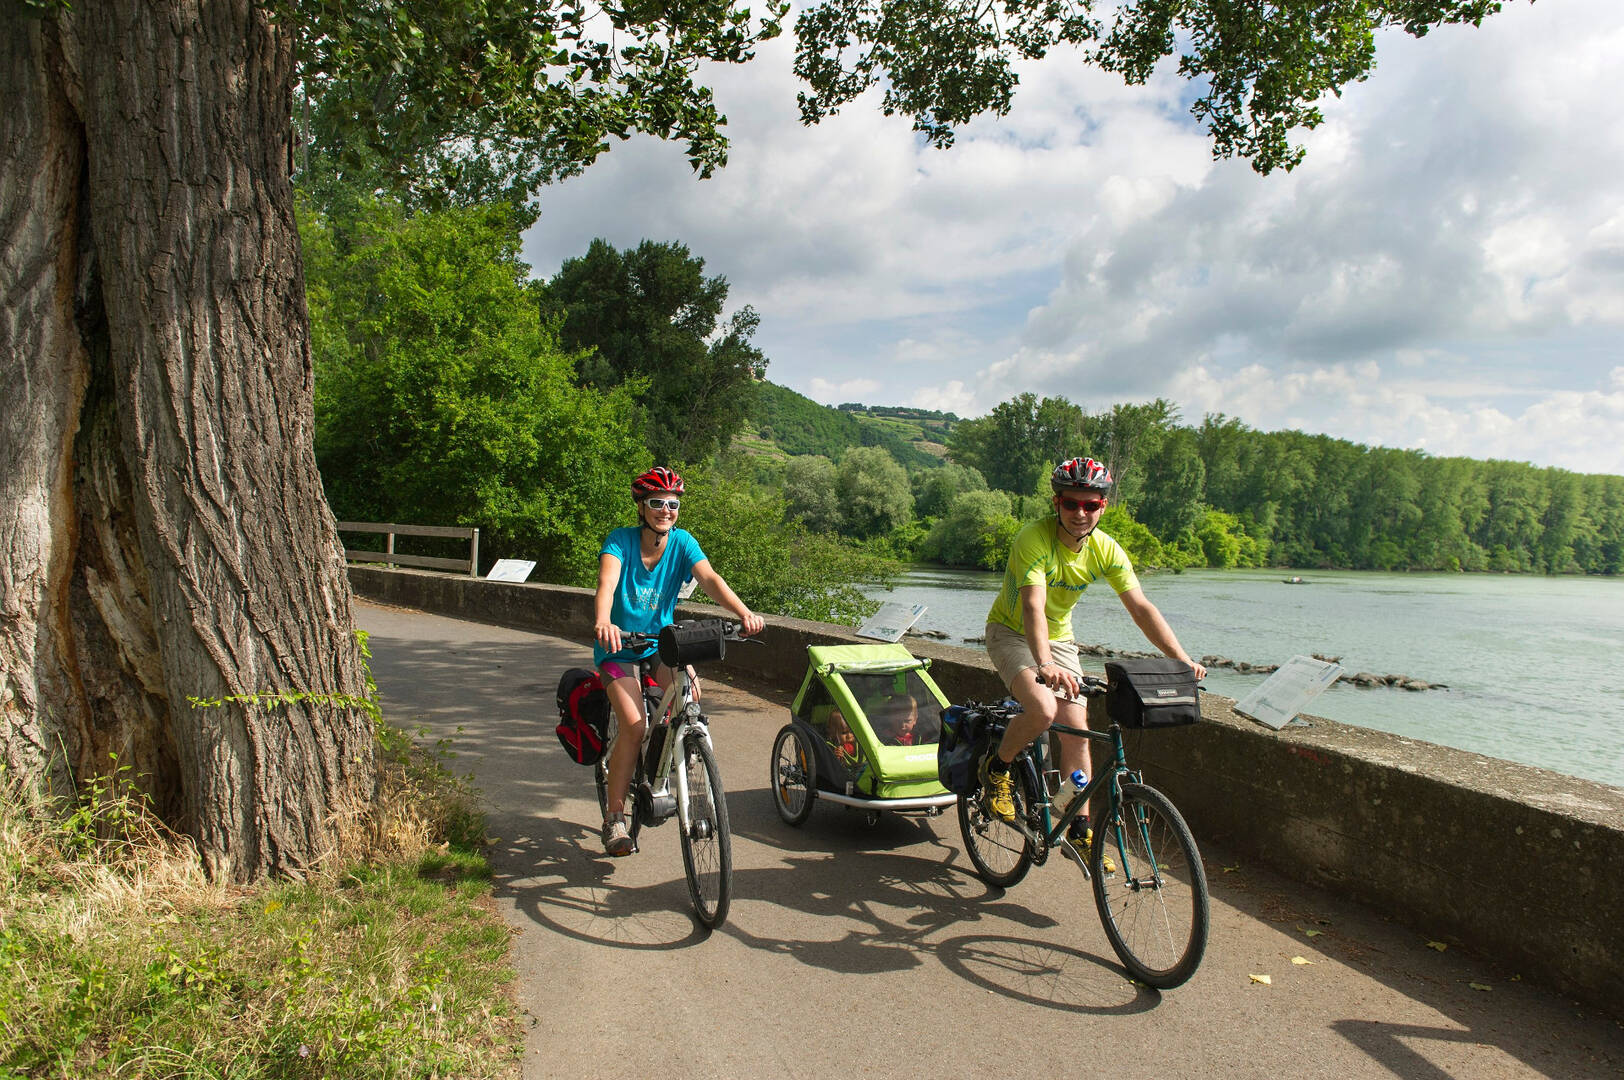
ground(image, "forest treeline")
xmin=301 ymin=193 xmax=1623 ymax=637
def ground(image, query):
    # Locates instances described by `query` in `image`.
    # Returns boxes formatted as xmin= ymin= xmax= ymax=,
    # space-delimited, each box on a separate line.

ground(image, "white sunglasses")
xmin=643 ymin=497 xmax=681 ymax=511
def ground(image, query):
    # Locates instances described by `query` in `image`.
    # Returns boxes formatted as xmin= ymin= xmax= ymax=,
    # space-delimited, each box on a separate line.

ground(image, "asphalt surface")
xmin=356 ymin=599 xmax=1623 ymax=1080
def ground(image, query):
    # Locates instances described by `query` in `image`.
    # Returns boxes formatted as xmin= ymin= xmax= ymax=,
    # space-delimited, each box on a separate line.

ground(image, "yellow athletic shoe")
xmin=1071 ymin=821 xmax=1116 ymax=874
xmin=978 ymin=756 xmax=1017 ymax=822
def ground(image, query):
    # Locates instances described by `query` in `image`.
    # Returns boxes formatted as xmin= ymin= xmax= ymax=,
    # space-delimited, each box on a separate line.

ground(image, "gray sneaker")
xmin=601 ymin=815 xmax=633 ymax=856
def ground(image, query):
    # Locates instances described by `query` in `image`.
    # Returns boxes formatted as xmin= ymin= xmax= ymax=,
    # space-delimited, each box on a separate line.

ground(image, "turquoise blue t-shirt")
xmin=595 ymin=526 xmax=706 ymax=666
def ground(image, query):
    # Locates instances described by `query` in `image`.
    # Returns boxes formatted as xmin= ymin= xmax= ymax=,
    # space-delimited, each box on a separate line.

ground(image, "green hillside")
xmin=743 ymin=382 xmax=947 ymax=470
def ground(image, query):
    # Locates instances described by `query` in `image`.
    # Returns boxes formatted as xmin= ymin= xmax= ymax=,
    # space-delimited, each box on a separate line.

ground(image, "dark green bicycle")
xmin=955 ymin=676 xmax=1210 ymax=989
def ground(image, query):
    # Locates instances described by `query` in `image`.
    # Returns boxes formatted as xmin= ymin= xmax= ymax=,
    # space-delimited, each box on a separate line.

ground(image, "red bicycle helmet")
xmin=631 ymin=466 xmax=684 ymax=499
xmin=1051 ymin=457 xmax=1112 ymax=493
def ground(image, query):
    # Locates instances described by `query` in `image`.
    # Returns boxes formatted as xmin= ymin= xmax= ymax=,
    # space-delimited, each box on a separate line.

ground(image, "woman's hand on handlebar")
xmin=594 ymin=620 xmax=622 ymax=655
xmin=736 ymin=610 xmax=764 ymax=637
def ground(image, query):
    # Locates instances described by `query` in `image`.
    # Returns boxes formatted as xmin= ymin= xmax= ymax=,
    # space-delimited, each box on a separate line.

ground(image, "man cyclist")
xmin=981 ymin=457 xmax=1206 ymax=835
xmin=593 ymin=466 xmax=764 ymax=855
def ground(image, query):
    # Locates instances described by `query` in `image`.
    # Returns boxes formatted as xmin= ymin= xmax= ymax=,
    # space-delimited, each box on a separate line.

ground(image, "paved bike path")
xmin=355 ymin=600 xmax=1622 ymax=1080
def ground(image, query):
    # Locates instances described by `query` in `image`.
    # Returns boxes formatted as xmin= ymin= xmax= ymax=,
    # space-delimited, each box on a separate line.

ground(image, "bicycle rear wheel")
xmin=1091 ymin=782 xmax=1209 ymax=988
xmin=678 ymin=733 xmax=733 ymax=929
xmin=957 ymin=762 xmax=1036 ymax=889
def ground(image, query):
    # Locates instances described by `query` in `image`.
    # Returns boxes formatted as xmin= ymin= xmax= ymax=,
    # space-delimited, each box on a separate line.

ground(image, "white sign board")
xmin=677 ymin=577 xmax=697 ymax=600
xmin=485 ymin=559 xmax=536 ymax=583
xmin=1234 ymin=655 xmax=1343 ymax=730
xmin=856 ymin=602 xmax=927 ymax=643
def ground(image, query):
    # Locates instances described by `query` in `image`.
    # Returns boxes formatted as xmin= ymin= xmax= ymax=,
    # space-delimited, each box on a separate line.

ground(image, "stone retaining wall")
xmin=350 ymin=566 xmax=1624 ymax=1016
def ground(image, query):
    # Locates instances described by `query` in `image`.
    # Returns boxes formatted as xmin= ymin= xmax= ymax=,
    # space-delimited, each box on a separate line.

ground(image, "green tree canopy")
xmin=924 ymin=489 xmax=1019 ymax=569
xmin=674 ymin=461 xmax=897 ymax=623
xmin=793 ymin=0 xmax=1514 ymax=175
xmin=296 ymin=0 xmax=789 ymax=213
xmin=949 ymin=392 xmax=1084 ymax=495
xmin=783 ymin=455 xmax=843 ymax=532
xmin=835 ymin=446 xmax=915 ymax=538
xmin=543 ymin=238 xmax=767 ymax=464
xmin=914 ymin=462 xmax=989 ymax=519
xmin=304 ymin=196 xmax=643 ymax=584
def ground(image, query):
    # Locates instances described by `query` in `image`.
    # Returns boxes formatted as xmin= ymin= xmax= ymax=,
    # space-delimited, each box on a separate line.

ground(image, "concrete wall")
xmin=350 ymin=566 xmax=1624 ymax=1015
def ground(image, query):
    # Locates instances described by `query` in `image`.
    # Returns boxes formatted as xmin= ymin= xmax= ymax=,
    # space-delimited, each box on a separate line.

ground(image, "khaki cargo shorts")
xmin=984 ymin=621 xmax=1084 ymax=689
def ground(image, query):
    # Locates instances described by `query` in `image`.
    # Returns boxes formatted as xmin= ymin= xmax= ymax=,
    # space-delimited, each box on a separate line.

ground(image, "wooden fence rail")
xmin=337 ymin=521 xmax=479 ymax=577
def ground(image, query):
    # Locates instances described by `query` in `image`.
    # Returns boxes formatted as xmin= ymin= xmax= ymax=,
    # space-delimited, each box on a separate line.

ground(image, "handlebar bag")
xmin=555 ymin=667 xmax=610 ymax=765
xmin=1104 ymin=658 xmax=1200 ymax=729
xmin=658 ymin=619 xmax=727 ymax=667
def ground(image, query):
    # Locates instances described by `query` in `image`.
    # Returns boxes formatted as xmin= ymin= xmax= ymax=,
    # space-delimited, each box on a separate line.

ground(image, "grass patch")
xmin=0 ymin=729 xmax=520 ymax=1080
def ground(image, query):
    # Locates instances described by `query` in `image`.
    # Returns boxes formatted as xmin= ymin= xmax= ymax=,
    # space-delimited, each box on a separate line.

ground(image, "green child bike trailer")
xmin=555 ymin=668 xmax=610 ymax=765
xmin=768 ymin=642 xmax=958 ymax=826
xmin=1103 ymin=658 xmax=1201 ymax=729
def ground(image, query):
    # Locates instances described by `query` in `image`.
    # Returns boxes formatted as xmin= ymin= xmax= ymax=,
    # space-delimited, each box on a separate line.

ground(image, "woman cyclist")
xmin=593 ymin=466 xmax=764 ymax=856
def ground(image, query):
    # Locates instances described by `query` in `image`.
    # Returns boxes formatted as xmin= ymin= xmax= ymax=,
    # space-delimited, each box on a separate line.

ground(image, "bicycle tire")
xmin=678 ymin=733 xmax=733 ymax=929
xmin=769 ymin=724 xmax=817 ymax=826
xmin=957 ymin=762 xmax=1037 ymax=888
xmin=1091 ymin=782 xmax=1209 ymax=989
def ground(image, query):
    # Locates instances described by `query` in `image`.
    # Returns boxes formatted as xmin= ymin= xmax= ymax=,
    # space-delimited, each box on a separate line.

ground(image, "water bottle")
xmin=1056 ymin=769 xmax=1088 ymax=812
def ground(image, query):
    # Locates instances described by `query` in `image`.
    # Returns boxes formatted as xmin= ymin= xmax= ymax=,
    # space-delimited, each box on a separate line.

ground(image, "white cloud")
xmin=523 ymin=0 xmax=1624 ymax=474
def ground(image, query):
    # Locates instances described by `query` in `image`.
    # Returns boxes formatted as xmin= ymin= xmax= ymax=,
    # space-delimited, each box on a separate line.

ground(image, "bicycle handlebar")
xmin=619 ymin=620 xmax=749 ymax=647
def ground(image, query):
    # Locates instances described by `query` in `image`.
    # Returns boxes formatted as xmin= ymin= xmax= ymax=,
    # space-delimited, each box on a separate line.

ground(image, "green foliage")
xmin=671 ymin=461 xmax=899 ymax=624
xmin=793 ymin=0 xmax=1512 ymax=175
xmin=295 ymin=0 xmax=789 ymax=213
xmin=753 ymin=382 xmax=942 ymax=468
xmin=949 ymin=393 xmax=1085 ymax=495
xmin=913 ymin=462 xmax=988 ymax=519
xmin=782 ymin=455 xmax=842 ymax=532
xmin=543 ymin=238 xmax=766 ymax=464
xmin=924 ymin=489 xmax=1020 ymax=570
xmin=835 ymin=446 xmax=915 ymax=539
xmin=303 ymin=196 xmax=642 ymax=585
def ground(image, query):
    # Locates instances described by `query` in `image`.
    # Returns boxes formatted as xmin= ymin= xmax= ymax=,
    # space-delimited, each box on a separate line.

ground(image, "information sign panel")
xmin=1234 ymin=655 xmax=1343 ymax=730
xmin=485 ymin=559 xmax=536 ymax=583
xmin=856 ymin=602 xmax=927 ymax=643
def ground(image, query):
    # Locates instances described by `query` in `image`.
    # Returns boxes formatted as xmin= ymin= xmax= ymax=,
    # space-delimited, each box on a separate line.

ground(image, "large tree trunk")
xmin=1 ymin=2 xmax=376 ymax=882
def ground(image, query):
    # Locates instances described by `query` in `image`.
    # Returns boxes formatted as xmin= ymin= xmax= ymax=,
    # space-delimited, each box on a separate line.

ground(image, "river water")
xmin=867 ymin=566 xmax=1624 ymax=790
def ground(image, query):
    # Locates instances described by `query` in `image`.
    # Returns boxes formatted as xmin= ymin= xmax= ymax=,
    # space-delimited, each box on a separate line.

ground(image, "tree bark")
xmin=1 ymin=2 xmax=376 ymax=881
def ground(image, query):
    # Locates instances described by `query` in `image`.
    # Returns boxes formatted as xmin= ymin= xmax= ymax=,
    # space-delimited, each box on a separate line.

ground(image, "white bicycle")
xmin=594 ymin=619 xmax=747 ymax=929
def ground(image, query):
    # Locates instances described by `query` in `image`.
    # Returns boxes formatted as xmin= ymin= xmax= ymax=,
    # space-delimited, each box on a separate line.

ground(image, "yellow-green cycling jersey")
xmin=986 ymin=517 xmax=1140 ymax=641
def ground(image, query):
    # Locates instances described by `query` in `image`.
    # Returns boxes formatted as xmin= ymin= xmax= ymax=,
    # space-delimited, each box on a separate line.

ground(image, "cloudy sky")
xmin=521 ymin=1 xmax=1624 ymax=476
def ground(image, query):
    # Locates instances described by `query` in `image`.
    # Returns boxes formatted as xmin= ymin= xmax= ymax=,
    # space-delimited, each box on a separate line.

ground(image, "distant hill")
xmin=739 ymin=382 xmax=948 ymax=470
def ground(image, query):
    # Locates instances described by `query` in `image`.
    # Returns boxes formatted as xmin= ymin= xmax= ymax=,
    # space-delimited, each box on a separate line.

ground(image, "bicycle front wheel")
xmin=957 ymin=764 xmax=1037 ymax=889
xmin=678 ymin=733 xmax=733 ymax=929
xmin=1091 ymin=782 xmax=1209 ymax=989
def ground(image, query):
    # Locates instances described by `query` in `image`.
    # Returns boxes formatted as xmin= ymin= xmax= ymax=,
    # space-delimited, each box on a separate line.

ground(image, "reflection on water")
xmin=867 ymin=566 xmax=1624 ymax=789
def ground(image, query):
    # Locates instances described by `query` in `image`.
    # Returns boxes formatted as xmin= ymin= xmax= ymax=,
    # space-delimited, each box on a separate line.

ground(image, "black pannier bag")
xmin=555 ymin=667 xmax=610 ymax=765
xmin=658 ymin=619 xmax=728 ymax=667
xmin=1104 ymin=658 xmax=1200 ymax=729
xmin=937 ymin=703 xmax=996 ymax=794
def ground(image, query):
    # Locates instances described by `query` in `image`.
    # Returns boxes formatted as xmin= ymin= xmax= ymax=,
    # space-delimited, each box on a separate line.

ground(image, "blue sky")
xmin=522 ymin=1 xmax=1624 ymax=476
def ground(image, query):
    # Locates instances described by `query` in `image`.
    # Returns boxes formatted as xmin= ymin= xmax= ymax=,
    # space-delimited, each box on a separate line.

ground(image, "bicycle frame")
xmin=636 ymin=669 xmax=714 ymax=829
xmin=1021 ymin=721 xmax=1132 ymax=843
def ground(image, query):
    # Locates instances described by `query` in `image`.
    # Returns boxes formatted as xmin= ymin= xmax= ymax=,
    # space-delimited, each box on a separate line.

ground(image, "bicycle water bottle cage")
xmin=658 ymin=619 xmax=728 ymax=667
